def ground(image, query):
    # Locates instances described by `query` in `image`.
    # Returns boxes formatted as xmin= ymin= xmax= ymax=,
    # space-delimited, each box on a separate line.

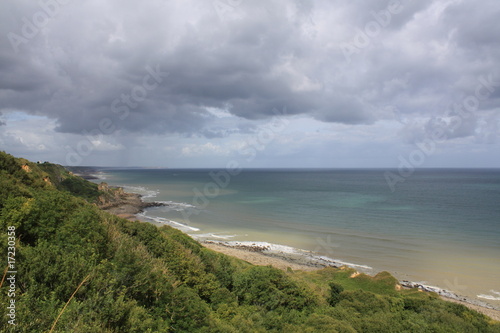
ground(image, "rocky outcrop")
xmin=97 ymin=184 xmax=166 ymax=215
xmin=97 ymin=182 xmax=127 ymax=206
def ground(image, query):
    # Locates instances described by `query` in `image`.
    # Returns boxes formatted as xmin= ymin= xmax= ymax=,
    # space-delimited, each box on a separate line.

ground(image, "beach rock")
xmin=141 ymin=201 xmax=167 ymax=209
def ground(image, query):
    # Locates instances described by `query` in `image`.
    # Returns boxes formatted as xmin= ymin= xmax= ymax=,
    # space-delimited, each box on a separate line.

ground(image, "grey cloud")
xmin=443 ymin=1 xmax=500 ymax=49
xmin=0 ymin=0 xmax=499 ymax=143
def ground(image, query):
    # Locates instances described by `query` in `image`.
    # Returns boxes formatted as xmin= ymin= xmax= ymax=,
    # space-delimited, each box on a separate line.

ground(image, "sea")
xmin=92 ymin=168 xmax=500 ymax=308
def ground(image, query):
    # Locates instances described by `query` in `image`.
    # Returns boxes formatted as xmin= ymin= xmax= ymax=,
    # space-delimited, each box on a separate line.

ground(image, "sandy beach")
xmin=103 ymin=188 xmax=500 ymax=322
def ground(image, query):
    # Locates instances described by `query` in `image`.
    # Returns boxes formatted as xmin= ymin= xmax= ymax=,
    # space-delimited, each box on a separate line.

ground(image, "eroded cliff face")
xmin=96 ymin=182 xmax=129 ymax=208
xmin=19 ymin=162 xmax=57 ymax=190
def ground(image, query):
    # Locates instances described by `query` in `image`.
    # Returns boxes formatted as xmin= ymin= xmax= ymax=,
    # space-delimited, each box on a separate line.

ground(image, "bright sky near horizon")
xmin=0 ymin=0 xmax=499 ymax=168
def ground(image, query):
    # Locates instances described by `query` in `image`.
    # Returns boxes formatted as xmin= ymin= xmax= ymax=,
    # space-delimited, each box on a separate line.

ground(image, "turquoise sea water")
xmin=96 ymin=168 xmax=500 ymax=307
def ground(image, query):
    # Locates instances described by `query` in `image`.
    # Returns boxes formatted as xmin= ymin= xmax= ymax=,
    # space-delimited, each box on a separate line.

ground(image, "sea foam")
xmin=121 ymin=185 xmax=159 ymax=199
xmin=478 ymin=290 xmax=500 ymax=301
xmin=155 ymin=201 xmax=197 ymax=211
xmin=194 ymin=233 xmax=237 ymax=240
xmin=137 ymin=213 xmax=200 ymax=232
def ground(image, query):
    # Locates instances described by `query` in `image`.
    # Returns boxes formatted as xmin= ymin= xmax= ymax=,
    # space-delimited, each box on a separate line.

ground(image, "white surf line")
xmin=477 ymin=290 xmax=500 ymax=301
xmin=400 ymin=281 xmax=500 ymax=310
xmin=121 ymin=185 xmax=159 ymax=199
xmin=312 ymin=255 xmax=373 ymax=270
xmin=137 ymin=213 xmax=200 ymax=232
xmin=155 ymin=201 xmax=197 ymax=210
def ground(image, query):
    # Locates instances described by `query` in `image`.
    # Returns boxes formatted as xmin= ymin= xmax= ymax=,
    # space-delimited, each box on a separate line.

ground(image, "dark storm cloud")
xmin=0 ymin=0 xmax=499 ymax=140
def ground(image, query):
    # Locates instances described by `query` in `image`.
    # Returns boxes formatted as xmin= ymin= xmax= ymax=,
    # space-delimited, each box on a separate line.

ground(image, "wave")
xmin=312 ymin=255 xmax=373 ymax=270
xmin=477 ymin=290 xmax=500 ymax=301
xmin=121 ymin=185 xmax=159 ymax=199
xmin=155 ymin=200 xmax=197 ymax=211
xmin=137 ymin=213 xmax=200 ymax=232
xmin=193 ymin=233 xmax=237 ymax=240
xmin=92 ymin=172 xmax=107 ymax=180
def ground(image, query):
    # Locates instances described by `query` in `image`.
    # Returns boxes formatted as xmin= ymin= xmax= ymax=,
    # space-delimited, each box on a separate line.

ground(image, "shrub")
xmin=328 ymin=282 xmax=344 ymax=306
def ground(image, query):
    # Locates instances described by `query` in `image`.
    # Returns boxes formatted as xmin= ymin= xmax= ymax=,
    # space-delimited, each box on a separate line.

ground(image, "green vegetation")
xmin=1 ymin=151 xmax=499 ymax=332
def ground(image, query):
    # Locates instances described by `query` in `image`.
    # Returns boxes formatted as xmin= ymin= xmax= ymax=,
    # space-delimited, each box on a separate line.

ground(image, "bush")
xmin=328 ymin=282 xmax=344 ymax=306
xmin=233 ymin=266 xmax=315 ymax=310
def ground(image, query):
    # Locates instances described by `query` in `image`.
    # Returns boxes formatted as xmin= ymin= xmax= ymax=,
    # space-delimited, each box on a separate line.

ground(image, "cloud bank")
xmin=1 ymin=0 xmax=499 ymax=166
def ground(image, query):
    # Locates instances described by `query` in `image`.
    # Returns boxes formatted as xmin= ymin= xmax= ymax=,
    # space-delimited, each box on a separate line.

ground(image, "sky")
xmin=0 ymin=0 xmax=499 ymax=168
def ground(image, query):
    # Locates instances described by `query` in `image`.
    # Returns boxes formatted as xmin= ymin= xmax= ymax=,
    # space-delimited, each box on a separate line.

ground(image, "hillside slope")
xmin=1 ymin=152 xmax=499 ymax=332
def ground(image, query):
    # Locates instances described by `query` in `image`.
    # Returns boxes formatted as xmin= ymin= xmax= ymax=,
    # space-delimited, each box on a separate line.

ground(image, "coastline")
xmin=102 ymin=186 xmax=500 ymax=322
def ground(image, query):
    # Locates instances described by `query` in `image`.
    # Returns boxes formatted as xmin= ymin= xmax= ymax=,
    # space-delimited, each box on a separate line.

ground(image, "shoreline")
xmin=202 ymin=242 xmax=321 ymax=272
xmin=102 ymin=186 xmax=500 ymax=322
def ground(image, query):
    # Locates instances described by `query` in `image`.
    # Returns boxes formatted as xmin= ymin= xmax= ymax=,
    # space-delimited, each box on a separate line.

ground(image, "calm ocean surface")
xmin=96 ymin=168 xmax=500 ymax=307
